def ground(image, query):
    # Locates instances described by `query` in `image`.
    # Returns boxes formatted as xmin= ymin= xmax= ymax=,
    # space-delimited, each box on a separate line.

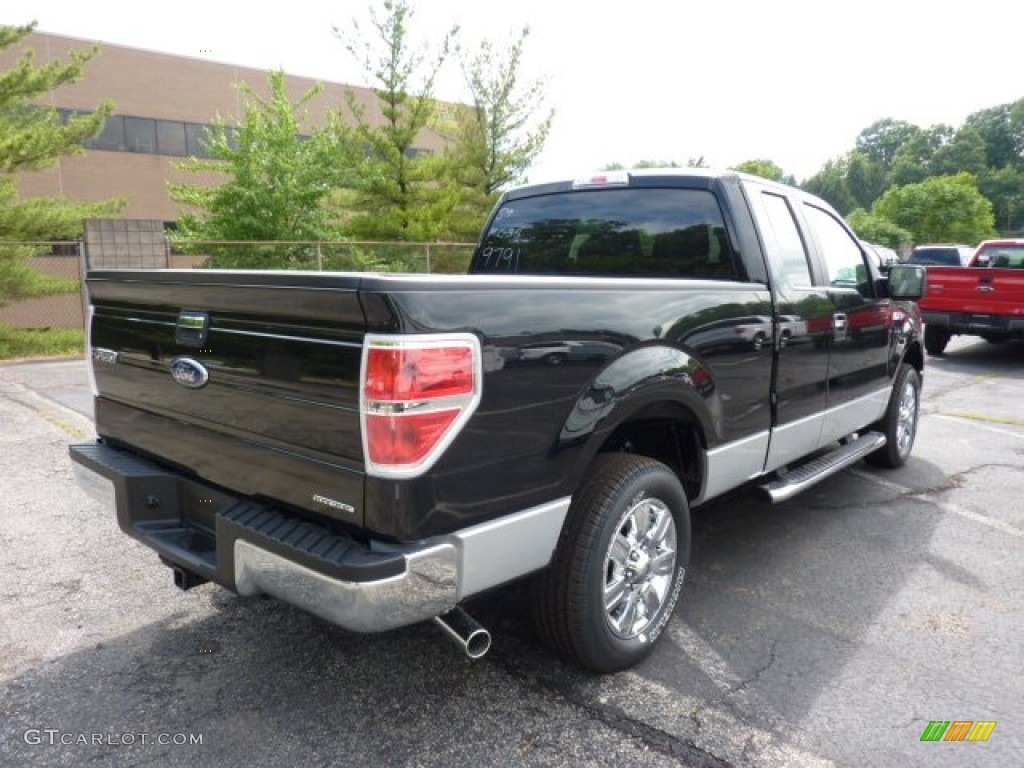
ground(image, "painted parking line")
xmin=597 ymin=631 xmax=836 ymax=767
xmin=930 ymin=499 xmax=1024 ymax=539
xmin=849 ymin=469 xmax=1024 ymax=539
xmin=668 ymin=623 xmax=742 ymax=693
xmin=934 ymin=412 xmax=1024 ymax=440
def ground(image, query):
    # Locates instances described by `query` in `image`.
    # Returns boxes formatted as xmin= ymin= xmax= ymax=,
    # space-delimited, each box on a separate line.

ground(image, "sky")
xmin=5 ymin=0 xmax=1023 ymax=183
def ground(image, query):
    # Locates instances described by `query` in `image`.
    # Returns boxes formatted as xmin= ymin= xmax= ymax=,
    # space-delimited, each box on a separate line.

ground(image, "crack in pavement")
xmin=493 ymin=654 xmax=731 ymax=767
xmin=731 ymin=640 xmax=778 ymax=696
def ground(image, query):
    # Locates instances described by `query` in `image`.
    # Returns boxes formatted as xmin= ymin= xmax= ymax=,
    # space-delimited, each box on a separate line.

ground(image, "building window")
xmin=156 ymin=120 xmax=187 ymax=156
xmin=89 ymin=115 xmax=126 ymax=151
xmin=125 ymin=116 xmax=157 ymax=153
xmin=185 ymin=123 xmax=212 ymax=158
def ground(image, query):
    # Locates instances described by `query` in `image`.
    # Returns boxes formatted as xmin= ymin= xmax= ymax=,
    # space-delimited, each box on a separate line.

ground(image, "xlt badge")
xmin=170 ymin=358 xmax=209 ymax=389
xmin=312 ymin=494 xmax=355 ymax=515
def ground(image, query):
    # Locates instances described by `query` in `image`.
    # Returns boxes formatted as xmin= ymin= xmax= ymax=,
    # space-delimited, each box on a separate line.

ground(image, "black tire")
xmin=866 ymin=363 xmax=921 ymax=469
xmin=531 ymin=454 xmax=690 ymax=673
xmin=924 ymin=325 xmax=950 ymax=356
xmin=752 ymin=333 xmax=767 ymax=351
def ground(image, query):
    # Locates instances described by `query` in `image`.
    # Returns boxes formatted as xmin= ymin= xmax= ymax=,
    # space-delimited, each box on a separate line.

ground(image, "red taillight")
xmin=361 ymin=335 xmax=481 ymax=477
xmin=365 ymin=410 xmax=461 ymax=466
xmin=365 ymin=346 xmax=474 ymax=401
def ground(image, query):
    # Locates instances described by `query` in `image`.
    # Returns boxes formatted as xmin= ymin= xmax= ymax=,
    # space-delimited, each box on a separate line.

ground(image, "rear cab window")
xmin=976 ymin=243 xmax=1024 ymax=268
xmin=472 ymin=188 xmax=744 ymax=280
xmin=907 ymin=246 xmax=972 ymax=266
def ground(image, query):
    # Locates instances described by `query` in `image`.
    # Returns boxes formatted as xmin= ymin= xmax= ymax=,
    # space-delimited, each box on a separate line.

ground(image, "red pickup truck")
xmin=919 ymin=239 xmax=1024 ymax=355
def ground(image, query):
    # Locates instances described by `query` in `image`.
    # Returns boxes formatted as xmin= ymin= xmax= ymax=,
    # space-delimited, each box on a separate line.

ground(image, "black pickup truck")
xmin=70 ymin=170 xmax=927 ymax=672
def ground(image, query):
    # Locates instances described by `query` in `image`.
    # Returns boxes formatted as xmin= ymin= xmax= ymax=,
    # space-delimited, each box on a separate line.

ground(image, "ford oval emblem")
xmin=170 ymin=357 xmax=209 ymax=389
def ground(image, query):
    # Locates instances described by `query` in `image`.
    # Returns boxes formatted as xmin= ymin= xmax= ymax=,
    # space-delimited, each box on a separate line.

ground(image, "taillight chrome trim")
xmin=85 ymin=304 xmax=99 ymax=397
xmin=360 ymin=333 xmax=483 ymax=479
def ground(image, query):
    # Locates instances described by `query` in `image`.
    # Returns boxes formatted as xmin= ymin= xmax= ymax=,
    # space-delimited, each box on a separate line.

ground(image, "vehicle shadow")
xmin=0 ymin=456 xmax=994 ymax=768
xmin=926 ymin=337 xmax=1024 ymax=380
xmin=2 ymin=583 xmax=641 ymax=767
xmin=477 ymin=455 xmax=968 ymax=763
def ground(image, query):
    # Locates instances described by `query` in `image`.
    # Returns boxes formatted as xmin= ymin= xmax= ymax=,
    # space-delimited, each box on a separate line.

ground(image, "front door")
xmin=799 ymin=202 xmax=893 ymax=442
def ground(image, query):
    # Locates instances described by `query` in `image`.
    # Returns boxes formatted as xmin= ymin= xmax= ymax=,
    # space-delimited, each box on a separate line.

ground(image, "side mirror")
xmin=887 ymin=264 xmax=926 ymax=301
xmin=974 ymin=253 xmax=990 ymax=267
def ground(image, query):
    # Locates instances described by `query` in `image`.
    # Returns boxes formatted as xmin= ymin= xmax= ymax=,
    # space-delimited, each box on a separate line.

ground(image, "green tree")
xmin=0 ymin=22 xmax=122 ymax=306
xmin=978 ymin=165 xmax=1024 ymax=233
xmin=846 ymin=152 xmax=888 ymax=210
xmin=964 ymin=99 xmax=1024 ymax=169
xmin=446 ymin=26 xmax=552 ymax=238
xmin=600 ymin=160 xmax=685 ymax=170
xmin=846 ymin=208 xmax=912 ymax=251
xmin=802 ymin=157 xmax=857 ymax=214
xmin=931 ymin=126 xmax=988 ymax=178
xmin=889 ymin=125 xmax=954 ymax=187
xmin=451 ymin=26 xmax=551 ymax=196
xmin=855 ymin=118 xmax=920 ymax=168
xmin=334 ymin=0 xmax=459 ymax=241
xmin=168 ymin=70 xmax=357 ymax=267
xmin=873 ymin=173 xmax=997 ymax=244
xmin=731 ymin=158 xmax=793 ymax=184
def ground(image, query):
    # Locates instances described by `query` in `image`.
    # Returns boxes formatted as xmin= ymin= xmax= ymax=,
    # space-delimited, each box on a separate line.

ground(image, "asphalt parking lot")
xmin=1 ymin=338 xmax=1021 ymax=767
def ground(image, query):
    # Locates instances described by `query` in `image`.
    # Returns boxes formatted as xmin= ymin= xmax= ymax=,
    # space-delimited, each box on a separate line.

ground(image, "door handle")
xmin=976 ymin=285 xmax=994 ymax=293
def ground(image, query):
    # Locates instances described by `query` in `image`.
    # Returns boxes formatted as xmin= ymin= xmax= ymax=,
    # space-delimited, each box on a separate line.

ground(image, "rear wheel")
xmin=867 ymin=363 xmax=921 ymax=469
xmin=924 ymin=326 xmax=950 ymax=356
xmin=532 ymin=454 xmax=690 ymax=673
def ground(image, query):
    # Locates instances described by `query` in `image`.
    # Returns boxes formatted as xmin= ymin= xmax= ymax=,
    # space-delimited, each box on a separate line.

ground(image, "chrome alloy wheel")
xmin=896 ymin=375 xmax=919 ymax=457
xmin=603 ymin=496 xmax=677 ymax=639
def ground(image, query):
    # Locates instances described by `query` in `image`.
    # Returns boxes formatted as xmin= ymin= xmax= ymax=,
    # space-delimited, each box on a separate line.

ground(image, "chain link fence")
xmin=0 ymin=235 xmax=476 ymax=359
xmin=170 ymin=240 xmax=475 ymax=274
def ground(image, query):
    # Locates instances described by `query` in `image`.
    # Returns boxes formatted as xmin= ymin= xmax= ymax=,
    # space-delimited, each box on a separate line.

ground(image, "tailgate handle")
xmin=176 ymin=310 xmax=210 ymax=346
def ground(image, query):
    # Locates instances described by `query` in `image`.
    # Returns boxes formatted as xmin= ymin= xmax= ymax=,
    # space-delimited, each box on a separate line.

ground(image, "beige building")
xmin=3 ymin=31 xmax=449 ymax=223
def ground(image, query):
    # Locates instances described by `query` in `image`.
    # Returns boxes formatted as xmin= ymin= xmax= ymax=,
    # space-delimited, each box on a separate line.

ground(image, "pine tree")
xmin=0 ymin=22 xmax=123 ymax=306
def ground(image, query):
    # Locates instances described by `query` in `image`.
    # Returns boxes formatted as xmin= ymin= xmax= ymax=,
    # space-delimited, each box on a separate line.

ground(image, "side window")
xmin=750 ymin=191 xmax=812 ymax=288
xmin=802 ymin=204 xmax=871 ymax=296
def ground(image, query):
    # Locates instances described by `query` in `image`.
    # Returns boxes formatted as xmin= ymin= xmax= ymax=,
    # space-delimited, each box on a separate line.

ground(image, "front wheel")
xmin=532 ymin=454 xmax=690 ymax=673
xmin=866 ymin=363 xmax=921 ymax=469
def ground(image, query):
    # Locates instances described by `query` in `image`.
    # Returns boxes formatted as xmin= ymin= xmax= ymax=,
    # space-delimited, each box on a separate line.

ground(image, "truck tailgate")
xmin=922 ymin=266 xmax=1024 ymax=316
xmin=87 ymin=270 xmax=368 ymax=526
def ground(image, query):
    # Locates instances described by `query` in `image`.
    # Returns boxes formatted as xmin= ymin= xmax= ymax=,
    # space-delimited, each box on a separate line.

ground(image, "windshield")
xmin=473 ymin=188 xmax=742 ymax=280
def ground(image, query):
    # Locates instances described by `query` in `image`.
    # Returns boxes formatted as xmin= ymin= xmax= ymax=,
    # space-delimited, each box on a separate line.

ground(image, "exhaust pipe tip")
xmin=433 ymin=606 xmax=491 ymax=659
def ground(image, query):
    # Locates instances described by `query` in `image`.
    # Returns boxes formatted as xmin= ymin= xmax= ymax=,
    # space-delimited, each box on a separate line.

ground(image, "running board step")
xmin=757 ymin=432 xmax=887 ymax=504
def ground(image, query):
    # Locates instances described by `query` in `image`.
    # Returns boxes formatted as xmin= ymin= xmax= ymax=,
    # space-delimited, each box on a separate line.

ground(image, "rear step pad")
xmin=757 ymin=432 xmax=887 ymax=503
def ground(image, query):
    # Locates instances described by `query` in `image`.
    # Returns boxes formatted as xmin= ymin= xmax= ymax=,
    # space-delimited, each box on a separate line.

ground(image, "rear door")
xmin=744 ymin=182 xmax=833 ymax=470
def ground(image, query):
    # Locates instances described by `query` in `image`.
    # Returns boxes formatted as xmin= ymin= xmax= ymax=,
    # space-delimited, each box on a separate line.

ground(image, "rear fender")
xmin=558 ymin=344 xmax=717 ymax=473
